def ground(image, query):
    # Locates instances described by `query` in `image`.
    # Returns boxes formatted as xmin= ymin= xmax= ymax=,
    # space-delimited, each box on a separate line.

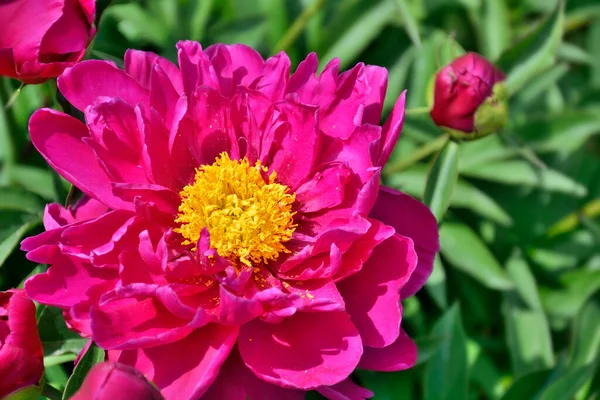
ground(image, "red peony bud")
xmin=71 ymin=362 xmax=164 ymax=400
xmin=0 ymin=0 xmax=96 ymax=84
xmin=0 ymin=290 xmax=44 ymax=398
xmin=430 ymin=52 xmax=507 ymax=138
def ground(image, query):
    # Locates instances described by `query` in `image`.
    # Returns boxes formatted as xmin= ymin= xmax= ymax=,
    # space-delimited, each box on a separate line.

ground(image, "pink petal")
xmin=238 ymin=311 xmax=362 ymax=389
xmin=25 ymin=255 xmax=118 ymax=308
xmin=265 ymin=95 xmax=320 ymax=189
xmin=205 ymin=43 xmax=266 ymax=98
xmin=203 ymin=348 xmax=305 ymax=400
xmin=295 ymin=163 xmax=352 ymax=213
xmin=252 ymin=51 xmax=291 ymax=101
xmin=124 ymin=49 xmax=182 ymax=92
xmin=360 ymin=66 xmax=388 ymax=126
xmin=58 ymin=60 xmax=148 ymax=111
xmin=377 ymin=91 xmax=406 ymax=167
xmin=115 ymin=324 xmax=238 ymax=400
xmin=338 ymin=233 xmax=417 ymax=348
xmin=358 ymin=330 xmax=417 ymax=372
xmin=91 ymin=285 xmax=194 ymax=350
xmin=29 ymin=109 xmax=130 ymax=210
xmin=317 ymin=379 xmax=374 ymax=400
xmin=369 ymin=187 xmax=439 ymax=298
xmin=176 ymin=40 xmax=220 ymax=96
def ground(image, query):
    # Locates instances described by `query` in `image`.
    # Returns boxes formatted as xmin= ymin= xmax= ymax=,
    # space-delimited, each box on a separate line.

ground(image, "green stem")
xmin=502 ymin=132 xmax=547 ymax=169
xmin=383 ymin=134 xmax=449 ymax=175
xmin=404 ymin=106 xmax=430 ymax=115
xmin=41 ymin=383 xmax=63 ymax=400
xmin=273 ymin=0 xmax=325 ymax=52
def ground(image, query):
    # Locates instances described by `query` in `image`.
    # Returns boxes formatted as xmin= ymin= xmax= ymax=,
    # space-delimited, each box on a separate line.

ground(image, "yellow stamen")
xmin=174 ymin=153 xmax=296 ymax=267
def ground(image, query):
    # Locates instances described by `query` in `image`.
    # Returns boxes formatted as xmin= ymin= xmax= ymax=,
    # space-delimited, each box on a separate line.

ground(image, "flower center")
xmin=175 ymin=153 xmax=297 ymax=267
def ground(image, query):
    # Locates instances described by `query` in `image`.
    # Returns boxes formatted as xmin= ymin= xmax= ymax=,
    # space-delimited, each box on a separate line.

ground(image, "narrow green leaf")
xmin=503 ymin=254 xmax=555 ymax=376
xmin=9 ymin=165 xmax=59 ymax=201
xmin=37 ymin=306 xmax=89 ymax=357
xmin=393 ymin=0 xmax=422 ymax=46
xmin=539 ymin=364 xmax=597 ymax=400
xmin=62 ymin=343 xmax=105 ymax=399
xmin=426 ymin=254 xmax=448 ymax=309
xmin=461 ymin=160 xmax=587 ymax=196
xmin=189 ymin=0 xmax=214 ymax=42
xmin=424 ymin=304 xmax=469 ymax=400
xmin=478 ymin=0 xmax=511 ymax=60
xmin=44 ymin=353 xmax=79 ymax=368
xmin=0 ymin=212 xmax=40 ymax=268
xmin=424 ymin=139 xmax=460 ymax=221
xmin=440 ymin=223 xmax=514 ymax=290
xmin=497 ymin=1 xmax=565 ymax=94
xmin=569 ymin=289 xmax=600 ymax=368
xmin=383 ymin=47 xmax=417 ymax=113
xmin=499 ymin=370 xmax=552 ymax=400
xmin=0 ymin=188 xmax=44 ymax=213
xmin=319 ymin=1 xmax=395 ymax=70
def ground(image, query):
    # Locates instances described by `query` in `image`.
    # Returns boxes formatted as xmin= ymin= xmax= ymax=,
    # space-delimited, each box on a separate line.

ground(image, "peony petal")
xmin=24 ymin=256 xmax=118 ymax=311
xmin=369 ymin=187 xmax=439 ymax=298
xmin=338 ymin=233 xmax=417 ymax=348
xmin=29 ymin=109 xmax=130 ymax=210
xmin=317 ymin=379 xmax=374 ymax=400
xmin=377 ymin=91 xmax=406 ymax=167
xmin=116 ymin=324 xmax=238 ymax=400
xmin=263 ymin=96 xmax=320 ymax=189
xmin=91 ymin=285 xmax=195 ymax=350
xmin=203 ymin=348 xmax=305 ymax=400
xmin=124 ymin=49 xmax=182 ymax=92
xmin=238 ymin=311 xmax=362 ymax=389
xmin=252 ymin=51 xmax=291 ymax=101
xmin=205 ymin=44 xmax=266 ymax=98
xmin=358 ymin=330 xmax=417 ymax=372
xmin=176 ymin=40 xmax=220 ymax=96
xmin=295 ymin=163 xmax=352 ymax=213
xmin=58 ymin=60 xmax=148 ymax=111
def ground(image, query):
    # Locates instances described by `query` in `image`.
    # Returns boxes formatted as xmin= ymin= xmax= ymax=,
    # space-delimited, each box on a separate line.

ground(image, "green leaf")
xmin=0 ymin=188 xmax=45 ymax=213
xmin=478 ymin=0 xmax=511 ymax=60
xmin=539 ymin=364 xmax=597 ymax=400
xmin=499 ymin=370 xmax=552 ymax=400
xmin=37 ymin=306 xmax=89 ymax=357
xmin=503 ymin=253 xmax=555 ymax=376
xmin=392 ymin=0 xmax=422 ymax=46
xmin=107 ymin=4 xmax=170 ymax=47
xmin=440 ymin=223 xmax=514 ymax=290
xmin=569 ymin=289 xmax=600 ymax=368
xmin=0 ymin=211 xmax=40 ymax=268
xmin=497 ymin=1 xmax=565 ymax=94
xmin=518 ymin=111 xmax=600 ymax=155
xmin=3 ymin=385 xmax=41 ymax=400
xmin=424 ymin=139 xmax=460 ymax=221
xmin=426 ymin=254 xmax=448 ymax=309
xmin=189 ymin=0 xmax=214 ymax=42
xmin=460 ymin=160 xmax=587 ymax=196
xmin=415 ymin=335 xmax=446 ymax=366
xmin=319 ymin=0 xmax=395 ymax=70
xmin=9 ymin=165 xmax=59 ymax=201
xmin=62 ymin=343 xmax=105 ymax=399
xmin=424 ymin=303 xmax=469 ymax=400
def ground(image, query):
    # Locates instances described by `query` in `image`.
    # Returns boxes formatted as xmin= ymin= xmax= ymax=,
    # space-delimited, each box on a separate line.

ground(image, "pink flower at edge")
xmin=0 ymin=0 xmax=96 ymax=84
xmin=0 ymin=290 xmax=44 ymax=398
xmin=22 ymin=42 xmax=440 ymax=400
xmin=71 ymin=362 xmax=164 ymax=400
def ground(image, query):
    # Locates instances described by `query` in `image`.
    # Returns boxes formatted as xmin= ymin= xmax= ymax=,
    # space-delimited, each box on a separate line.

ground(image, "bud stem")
xmin=4 ymin=82 xmax=25 ymax=110
xmin=404 ymin=106 xmax=431 ymax=116
xmin=383 ymin=134 xmax=449 ymax=175
xmin=41 ymin=383 xmax=63 ymax=400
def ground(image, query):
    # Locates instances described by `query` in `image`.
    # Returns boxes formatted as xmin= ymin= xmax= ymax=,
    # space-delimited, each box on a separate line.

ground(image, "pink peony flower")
xmin=23 ymin=42 xmax=439 ymax=399
xmin=71 ymin=361 xmax=164 ymax=400
xmin=430 ymin=52 xmax=506 ymax=134
xmin=0 ymin=0 xmax=96 ymax=84
xmin=0 ymin=290 xmax=44 ymax=398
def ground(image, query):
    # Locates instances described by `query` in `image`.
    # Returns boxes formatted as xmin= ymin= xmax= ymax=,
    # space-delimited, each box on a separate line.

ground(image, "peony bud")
xmin=430 ymin=52 xmax=508 ymax=140
xmin=0 ymin=0 xmax=96 ymax=84
xmin=71 ymin=362 xmax=164 ymax=400
xmin=0 ymin=290 xmax=44 ymax=398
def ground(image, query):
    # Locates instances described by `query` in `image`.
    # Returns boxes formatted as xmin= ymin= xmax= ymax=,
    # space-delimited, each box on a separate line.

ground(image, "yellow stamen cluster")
xmin=175 ymin=153 xmax=297 ymax=267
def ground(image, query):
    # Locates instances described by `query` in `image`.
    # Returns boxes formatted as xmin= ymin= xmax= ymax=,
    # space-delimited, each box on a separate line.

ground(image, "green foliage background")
xmin=1 ymin=0 xmax=599 ymax=399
